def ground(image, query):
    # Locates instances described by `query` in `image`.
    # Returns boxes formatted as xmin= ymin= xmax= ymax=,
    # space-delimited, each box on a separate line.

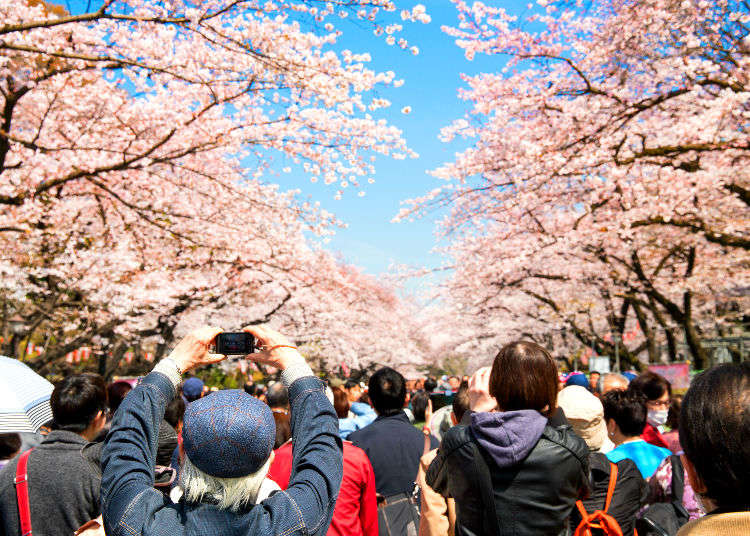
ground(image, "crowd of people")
xmin=0 ymin=325 xmax=747 ymax=536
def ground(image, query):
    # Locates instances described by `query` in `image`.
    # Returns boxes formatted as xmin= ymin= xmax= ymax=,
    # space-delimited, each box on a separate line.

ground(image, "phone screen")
xmin=216 ymin=332 xmax=254 ymax=355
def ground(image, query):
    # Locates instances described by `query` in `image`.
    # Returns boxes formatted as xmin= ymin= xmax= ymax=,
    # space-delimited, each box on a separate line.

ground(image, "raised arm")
xmin=100 ymin=327 xmax=224 ymax=535
xmin=244 ymin=326 xmax=344 ymax=535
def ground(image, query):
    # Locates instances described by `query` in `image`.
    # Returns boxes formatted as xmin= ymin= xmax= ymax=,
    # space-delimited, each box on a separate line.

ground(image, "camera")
xmin=215 ymin=332 xmax=255 ymax=355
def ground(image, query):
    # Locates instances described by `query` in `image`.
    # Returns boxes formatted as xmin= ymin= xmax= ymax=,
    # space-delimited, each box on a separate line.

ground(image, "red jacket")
xmin=641 ymin=422 xmax=670 ymax=449
xmin=269 ymin=440 xmax=378 ymax=536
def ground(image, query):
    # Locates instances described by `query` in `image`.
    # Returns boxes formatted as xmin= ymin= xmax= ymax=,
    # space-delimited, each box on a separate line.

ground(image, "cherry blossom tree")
xmin=0 ymin=0 xmax=430 ymax=376
xmin=402 ymin=0 xmax=750 ymax=369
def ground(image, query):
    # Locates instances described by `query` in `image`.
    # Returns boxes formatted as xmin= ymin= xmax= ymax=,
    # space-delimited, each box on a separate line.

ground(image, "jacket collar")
xmin=373 ymin=410 xmax=410 ymax=424
xmin=41 ymin=429 xmax=91 ymax=446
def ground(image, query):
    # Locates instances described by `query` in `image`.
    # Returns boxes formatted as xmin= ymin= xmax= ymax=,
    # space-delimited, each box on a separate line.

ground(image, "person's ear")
xmin=681 ymin=455 xmax=707 ymax=494
xmin=606 ymin=418 xmax=617 ymax=437
xmin=95 ymin=410 xmax=106 ymax=429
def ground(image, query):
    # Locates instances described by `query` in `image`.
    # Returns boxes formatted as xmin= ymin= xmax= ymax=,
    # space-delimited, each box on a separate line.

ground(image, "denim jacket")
xmin=101 ymin=371 xmax=343 ymax=536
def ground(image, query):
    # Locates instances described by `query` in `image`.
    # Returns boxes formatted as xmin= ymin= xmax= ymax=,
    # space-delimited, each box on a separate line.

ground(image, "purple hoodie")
xmin=470 ymin=410 xmax=548 ymax=468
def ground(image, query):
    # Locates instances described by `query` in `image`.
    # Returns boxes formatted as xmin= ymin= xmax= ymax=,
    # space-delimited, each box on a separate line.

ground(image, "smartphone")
xmin=215 ymin=332 xmax=255 ymax=355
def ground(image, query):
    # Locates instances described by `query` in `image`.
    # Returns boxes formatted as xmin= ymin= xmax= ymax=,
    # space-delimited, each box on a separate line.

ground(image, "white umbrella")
xmin=0 ymin=356 xmax=54 ymax=433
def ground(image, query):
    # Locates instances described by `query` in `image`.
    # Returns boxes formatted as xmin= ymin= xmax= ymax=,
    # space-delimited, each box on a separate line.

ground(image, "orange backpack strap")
xmin=576 ymin=499 xmax=588 ymax=520
xmin=603 ymin=462 xmax=618 ymax=512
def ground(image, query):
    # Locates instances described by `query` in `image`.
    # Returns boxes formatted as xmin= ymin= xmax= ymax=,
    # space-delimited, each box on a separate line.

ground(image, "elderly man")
xmin=596 ymin=372 xmax=630 ymax=396
xmin=101 ymin=325 xmax=343 ymax=536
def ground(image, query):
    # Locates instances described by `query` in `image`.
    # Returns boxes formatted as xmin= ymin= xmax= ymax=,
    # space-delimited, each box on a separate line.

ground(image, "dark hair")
xmin=628 ymin=371 xmax=671 ymax=402
xmin=680 ymin=362 xmax=750 ymax=510
xmin=368 ymin=367 xmax=406 ymax=415
xmin=452 ymin=381 xmax=471 ymax=422
xmin=411 ymin=391 xmax=430 ymax=422
xmin=344 ymin=380 xmax=359 ymax=390
xmin=0 ymin=433 xmax=21 ymax=460
xmin=424 ymin=377 xmax=437 ymax=392
xmin=489 ymin=341 xmax=558 ymax=416
xmin=243 ymin=382 xmax=258 ymax=397
xmin=156 ymin=421 xmax=178 ymax=466
xmin=164 ymin=395 xmax=186 ymax=430
xmin=266 ymin=382 xmax=289 ymax=409
xmin=273 ymin=411 xmax=291 ymax=449
xmin=602 ymin=389 xmax=647 ymax=438
xmin=331 ymin=386 xmax=350 ymax=419
xmin=666 ymin=394 xmax=682 ymax=430
xmin=590 ymin=371 xmax=600 ymax=377
xmin=107 ymin=381 xmax=132 ymax=415
xmin=51 ymin=373 xmax=107 ymax=432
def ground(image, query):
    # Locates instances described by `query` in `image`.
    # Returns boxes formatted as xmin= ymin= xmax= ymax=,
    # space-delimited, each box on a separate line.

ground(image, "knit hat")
xmin=565 ymin=372 xmax=591 ymax=391
xmin=182 ymin=389 xmax=276 ymax=478
xmin=182 ymin=377 xmax=205 ymax=401
xmin=557 ymin=385 xmax=610 ymax=452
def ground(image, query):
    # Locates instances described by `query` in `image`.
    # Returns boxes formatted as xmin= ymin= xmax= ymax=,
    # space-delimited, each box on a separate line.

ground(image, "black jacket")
xmin=349 ymin=411 xmax=438 ymax=497
xmin=571 ymin=452 xmax=647 ymax=536
xmin=426 ymin=421 xmax=590 ymax=536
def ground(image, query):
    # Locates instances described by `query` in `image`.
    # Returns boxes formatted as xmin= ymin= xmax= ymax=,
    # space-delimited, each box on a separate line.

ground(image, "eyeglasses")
xmin=647 ymin=399 xmax=670 ymax=409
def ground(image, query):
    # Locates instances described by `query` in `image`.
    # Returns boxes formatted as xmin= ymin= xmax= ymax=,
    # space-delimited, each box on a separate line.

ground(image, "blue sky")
xmin=66 ymin=0 xmax=526 ymax=289
xmin=271 ymin=2 xmax=524 ymax=287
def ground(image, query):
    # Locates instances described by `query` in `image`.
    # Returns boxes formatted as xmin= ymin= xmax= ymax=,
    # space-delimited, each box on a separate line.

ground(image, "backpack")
xmin=574 ymin=461 xmax=624 ymax=536
xmin=635 ymin=455 xmax=690 ymax=536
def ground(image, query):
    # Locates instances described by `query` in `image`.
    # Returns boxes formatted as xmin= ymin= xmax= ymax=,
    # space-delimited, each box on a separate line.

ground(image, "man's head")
xmin=183 ymin=377 xmax=205 ymax=402
xmin=180 ymin=389 xmax=276 ymax=511
xmin=265 ymin=381 xmax=289 ymax=410
xmin=680 ymin=362 xmax=750 ymax=513
xmin=447 ymin=375 xmax=461 ymax=391
xmin=588 ymin=371 xmax=600 ymax=391
xmin=423 ymin=377 xmax=437 ymax=393
xmin=451 ymin=382 xmax=470 ymax=424
xmin=596 ymin=372 xmax=629 ymax=396
xmin=107 ymin=380 xmax=132 ymax=416
xmin=50 ymin=373 xmax=107 ymax=441
xmin=368 ymin=367 xmax=406 ymax=416
xmin=0 ymin=433 xmax=21 ymax=461
xmin=164 ymin=395 xmax=186 ymax=432
xmin=410 ymin=391 xmax=430 ymax=422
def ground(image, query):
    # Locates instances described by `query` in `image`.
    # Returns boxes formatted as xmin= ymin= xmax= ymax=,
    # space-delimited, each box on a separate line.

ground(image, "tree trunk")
xmin=683 ymin=317 xmax=709 ymax=369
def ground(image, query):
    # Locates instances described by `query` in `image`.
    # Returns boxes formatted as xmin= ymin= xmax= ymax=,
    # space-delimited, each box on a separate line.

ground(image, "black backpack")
xmin=636 ymin=455 xmax=690 ymax=536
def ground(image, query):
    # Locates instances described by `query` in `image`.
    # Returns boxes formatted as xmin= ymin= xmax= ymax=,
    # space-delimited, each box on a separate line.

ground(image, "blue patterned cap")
xmin=182 ymin=389 xmax=276 ymax=478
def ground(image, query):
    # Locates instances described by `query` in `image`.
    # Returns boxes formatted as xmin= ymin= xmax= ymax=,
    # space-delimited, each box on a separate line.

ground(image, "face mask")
xmin=647 ymin=408 xmax=668 ymax=428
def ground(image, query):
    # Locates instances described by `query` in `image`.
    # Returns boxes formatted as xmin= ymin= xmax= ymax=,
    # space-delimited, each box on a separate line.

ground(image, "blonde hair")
xmin=179 ymin=454 xmax=273 ymax=511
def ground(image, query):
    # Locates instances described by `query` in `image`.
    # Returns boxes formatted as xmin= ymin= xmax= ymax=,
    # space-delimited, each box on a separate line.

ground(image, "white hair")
xmin=179 ymin=454 xmax=273 ymax=511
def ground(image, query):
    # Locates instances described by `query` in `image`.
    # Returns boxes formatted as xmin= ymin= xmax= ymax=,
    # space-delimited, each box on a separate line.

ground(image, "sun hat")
xmin=182 ymin=389 xmax=276 ymax=478
xmin=557 ymin=385 xmax=611 ymax=452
